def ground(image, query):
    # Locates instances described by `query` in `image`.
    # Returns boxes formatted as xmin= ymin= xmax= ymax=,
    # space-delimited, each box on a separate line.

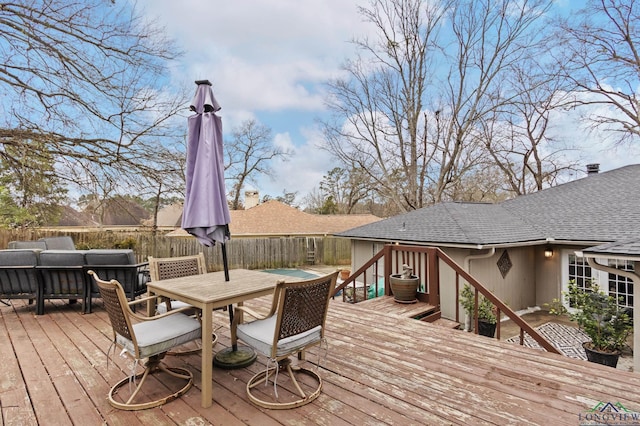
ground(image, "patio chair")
xmin=87 ymin=270 xmax=201 ymax=411
xmin=231 ymin=270 xmax=338 ymax=409
xmin=147 ymin=253 xmax=218 ymax=354
xmin=148 ymin=253 xmax=207 ymax=314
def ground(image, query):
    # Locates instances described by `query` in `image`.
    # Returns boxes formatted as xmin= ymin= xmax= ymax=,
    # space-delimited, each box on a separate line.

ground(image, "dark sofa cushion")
xmin=0 ymin=249 xmax=40 ymax=266
xmin=8 ymin=241 xmax=47 ymax=250
xmin=39 ymin=236 xmax=76 ymax=250
xmin=39 ymin=250 xmax=86 ymax=266
xmin=84 ymin=249 xmax=136 ymax=265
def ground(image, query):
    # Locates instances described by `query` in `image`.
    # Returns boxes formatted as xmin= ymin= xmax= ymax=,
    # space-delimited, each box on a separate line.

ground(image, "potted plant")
xmin=565 ymin=281 xmax=632 ymax=368
xmin=459 ymin=284 xmax=497 ymax=336
xmin=477 ymin=296 xmax=497 ymax=337
xmin=389 ymin=264 xmax=419 ymax=304
xmin=460 ymin=284 xmax=475 ymax=331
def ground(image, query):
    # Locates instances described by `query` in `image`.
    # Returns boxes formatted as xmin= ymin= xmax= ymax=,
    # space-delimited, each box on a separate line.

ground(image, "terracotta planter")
xmin=582 ymin=342 xmax=621 ymax=368
xmin=339 ymin=269 xmax=350 ymax=281
xmin=389 ymin=274 xmax=419 ymax=304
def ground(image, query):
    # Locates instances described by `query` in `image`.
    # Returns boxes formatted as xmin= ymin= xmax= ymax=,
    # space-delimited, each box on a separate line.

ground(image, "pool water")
xmin=261 ymin=268 xmax=321 ymax=279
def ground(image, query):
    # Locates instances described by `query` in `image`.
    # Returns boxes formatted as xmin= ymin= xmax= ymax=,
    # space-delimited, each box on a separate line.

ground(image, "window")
xmin=567 ymin=254 xmax=593 ymax=308
xmin=607 ymin=259 xmax=634 ymax=312
xmin=564 ymin=252 xmax=634 ymax=313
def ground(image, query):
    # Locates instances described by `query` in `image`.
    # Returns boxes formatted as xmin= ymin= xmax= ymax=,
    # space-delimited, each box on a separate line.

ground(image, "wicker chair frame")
xmin=88 ymin=270 xmax=199 ymax=411
xmin=231 ymin=271 xmax=338 ymax=409
xmin=147 ymin=253 xmax=217 ymax=355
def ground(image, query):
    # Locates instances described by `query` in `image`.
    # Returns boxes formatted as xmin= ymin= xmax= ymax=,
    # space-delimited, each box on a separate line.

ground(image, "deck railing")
xmin=334 ymin=244 xmax=560 ymax=354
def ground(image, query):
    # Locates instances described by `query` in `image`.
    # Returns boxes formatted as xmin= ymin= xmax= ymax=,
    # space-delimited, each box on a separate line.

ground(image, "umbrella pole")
xmin=222 ymin=242 xmax=233 ymax=327
xmin=214 ymin=241 xmax=257 ymax=369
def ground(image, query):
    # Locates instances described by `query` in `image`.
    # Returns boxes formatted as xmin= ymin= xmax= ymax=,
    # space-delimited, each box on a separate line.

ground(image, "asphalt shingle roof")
xmin=166 ymin=200 xmax=381 ymax=237
xmin=582 ymin=238 xmax=640 ymax=257
xmin=337 ymin=164 xmax=640 ymax=247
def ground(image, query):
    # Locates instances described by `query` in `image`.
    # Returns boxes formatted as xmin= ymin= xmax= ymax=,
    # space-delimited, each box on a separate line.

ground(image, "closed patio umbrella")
xmin=182 ymin=80 xmax=255 ymax=368
xmin=182 ymin=79 xmax=231 ymax=249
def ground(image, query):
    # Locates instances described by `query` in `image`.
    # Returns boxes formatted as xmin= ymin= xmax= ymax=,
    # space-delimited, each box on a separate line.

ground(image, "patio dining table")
xmin=146 ymin=268 xmax=291 ymax=408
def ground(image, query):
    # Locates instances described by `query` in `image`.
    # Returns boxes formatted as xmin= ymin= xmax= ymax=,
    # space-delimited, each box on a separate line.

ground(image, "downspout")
xmin=586 ymin=257 xmax=640 ymax=287
xmin=464 ymin=247 xmax=496 ymax=273
xmin=461 ymin=247 xmax=496 ymax=331
xmin=585 ymin=257 xmax=640 ymax=373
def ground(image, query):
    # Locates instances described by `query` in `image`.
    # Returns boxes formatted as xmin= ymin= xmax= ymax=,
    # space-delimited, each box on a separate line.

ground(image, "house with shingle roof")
xmin=165 ymin=200 xmax=381 ymax=238
xmin=337 ymin=164 xmax=640 ymax=319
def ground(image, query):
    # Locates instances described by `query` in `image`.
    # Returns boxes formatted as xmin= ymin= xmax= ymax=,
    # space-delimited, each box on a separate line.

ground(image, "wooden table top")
xmin=146 ymin=269 xmax=292 ymax=307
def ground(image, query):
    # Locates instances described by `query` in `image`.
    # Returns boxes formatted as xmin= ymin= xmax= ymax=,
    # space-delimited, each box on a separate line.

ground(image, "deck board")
xmin=1 ymin=295 xmax=639 ymax=425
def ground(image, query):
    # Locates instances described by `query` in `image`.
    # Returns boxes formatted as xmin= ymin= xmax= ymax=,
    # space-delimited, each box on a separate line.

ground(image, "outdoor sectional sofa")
xmin=0 ymin=237 xmax=148 ymax=315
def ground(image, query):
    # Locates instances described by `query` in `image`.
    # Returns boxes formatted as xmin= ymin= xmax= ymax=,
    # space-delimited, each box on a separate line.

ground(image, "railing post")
xmin=427 ymin=248 xmax=439 ymax=307
xmin=384 ymin=245 xmax=392 ymax=296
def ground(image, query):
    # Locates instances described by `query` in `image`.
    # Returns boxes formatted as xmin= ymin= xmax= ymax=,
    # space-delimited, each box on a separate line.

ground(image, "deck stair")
xmin=356 ymin=295 xmax=459 ymax=328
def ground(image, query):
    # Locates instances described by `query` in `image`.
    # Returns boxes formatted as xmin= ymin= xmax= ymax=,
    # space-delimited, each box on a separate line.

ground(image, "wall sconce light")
xmin=544 ymin=246 xmax=554 ymax=259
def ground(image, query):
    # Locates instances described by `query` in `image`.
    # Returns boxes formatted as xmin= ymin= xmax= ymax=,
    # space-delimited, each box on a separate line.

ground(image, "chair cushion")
xmin=116 ymin=312 xmax=202 ymax=359
xmin=237 ymin=315 xmax=322 ymax=358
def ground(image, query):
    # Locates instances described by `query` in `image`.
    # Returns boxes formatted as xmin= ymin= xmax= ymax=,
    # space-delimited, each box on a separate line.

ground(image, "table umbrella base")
xmin=214 ymin=346 xmax=257 ymax=369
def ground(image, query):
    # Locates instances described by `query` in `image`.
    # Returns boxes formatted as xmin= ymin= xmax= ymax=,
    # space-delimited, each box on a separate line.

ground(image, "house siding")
xmin=467 ymin=247 xmax=536 ymax=312
xmin=351 ymin=240 xmax=543 ymax=314
xmin=535 ymin=245 xmax=561 ymax=308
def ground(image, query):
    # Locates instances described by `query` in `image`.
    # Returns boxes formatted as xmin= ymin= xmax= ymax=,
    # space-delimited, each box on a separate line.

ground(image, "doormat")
xmin=504 ymin=322 xmax=589 ymax=360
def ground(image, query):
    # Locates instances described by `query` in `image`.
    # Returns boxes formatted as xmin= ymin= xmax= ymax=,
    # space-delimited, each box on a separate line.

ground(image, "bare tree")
xmin=225 ymin=119 xmax=291 ymax=210
xmin=323 ymin=0 xmax=450 ymax=212
xmin=0 ymin=0 xmax=188 ymax=209
xmin=323 ymin=0 xmax=555 ymax=212
xmin=483 ymin=57 xmax=580 ymax=195
xmin=558 ymin=0 xmax=640 ymax=143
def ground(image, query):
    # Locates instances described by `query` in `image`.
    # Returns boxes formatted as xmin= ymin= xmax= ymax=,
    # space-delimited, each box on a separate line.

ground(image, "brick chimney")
xmin=586 ymin=163 xmax=600 ymax=175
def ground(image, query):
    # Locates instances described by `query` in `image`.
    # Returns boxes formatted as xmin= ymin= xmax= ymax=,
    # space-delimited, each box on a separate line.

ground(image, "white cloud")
xmin=137 ymin=0 xmax=369 ymax=114
xmin=253 ymin=126 xmax=334 ymax=204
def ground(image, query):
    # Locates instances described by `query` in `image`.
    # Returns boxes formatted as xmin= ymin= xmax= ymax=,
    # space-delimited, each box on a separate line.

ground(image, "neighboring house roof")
xmin=166 ymin=200 xmax=381 ymax=238
xmin=337 ymin=164 xmax=640 ymax=248
xmin=142 ymin=203 xmax=183 ymax=228
xmin=56 ymin=205 xmax=100 ymax=227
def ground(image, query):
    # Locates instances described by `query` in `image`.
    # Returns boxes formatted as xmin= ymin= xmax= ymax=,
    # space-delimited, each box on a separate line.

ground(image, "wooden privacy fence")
xmin=0 ymin=228 xmax=351 ymax=271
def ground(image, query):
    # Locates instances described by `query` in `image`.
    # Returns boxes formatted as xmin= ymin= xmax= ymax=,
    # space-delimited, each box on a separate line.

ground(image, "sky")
xmin=135 ymin=0 xmax=640 ymax=204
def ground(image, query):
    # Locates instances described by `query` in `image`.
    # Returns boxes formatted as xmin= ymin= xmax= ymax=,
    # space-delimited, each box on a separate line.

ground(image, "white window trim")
xmin=561 ymin=250 xmax=605 ymax=311
xmin=561 ymin=249 xmax=634 ymax=311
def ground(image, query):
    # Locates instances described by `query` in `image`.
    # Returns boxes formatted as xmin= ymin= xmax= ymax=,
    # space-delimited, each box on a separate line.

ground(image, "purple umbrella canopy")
xmin=181 ymin=80 xmax=231 ymax=247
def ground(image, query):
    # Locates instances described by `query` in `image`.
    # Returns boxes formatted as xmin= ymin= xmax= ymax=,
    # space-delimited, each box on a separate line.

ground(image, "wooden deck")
xmin=2 ymin=295 xmax=640 ymax=425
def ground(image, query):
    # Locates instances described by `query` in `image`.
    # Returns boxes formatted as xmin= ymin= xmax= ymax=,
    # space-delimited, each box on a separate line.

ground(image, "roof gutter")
xmin=338 ymin=235 xmax=615 ymax=250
